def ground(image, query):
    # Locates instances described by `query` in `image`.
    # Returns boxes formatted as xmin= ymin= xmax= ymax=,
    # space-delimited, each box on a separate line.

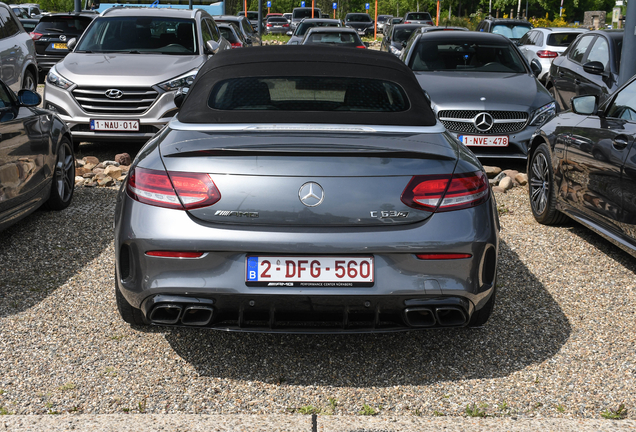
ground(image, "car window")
xmin=409 ymin=40 xmax=526 ymax=73
xmin=240 ymin=18 xmax=253 ymax=35
xmin=0 ymin=82 xmax=14 ymax=110
xmin=568 ymin=35 xmax=594 ymax=63
xmin=209 ymin=77 xmax=409 ymax=112
xmin=586 ymin=36 xmax=609 ymax=69
xmin=547 ymin=32 xmax=580 ymax=47
xmin=607 ymin=79 xmax=636 ymax=120
xmin=393 ymin=27 xmax=418 ymax=44
xmin=205 ymin=18 xmax=220 ymax=42
xmin=518 ymin=31 xmax=532 ymax=45
xmin=346 ymin=14 xmax=372 ymax=22
xmin=201 ymin=19 xmax=213 ymax=44
xmin=11 ymin=7 xmax=28 ymax=19
xmin=219 ymin=26 xmax=238 ymax=43
xmin=34 ymin=16 xmax=93 ymax=34
xmin=491 ymin=24 xmax=531 ymax=39
xmin=406 ymin=12 xmax=431 ymax=20
xmin=534 ymin=31 xmax=544 ymax=46
xmin=0 ymin=6 xmax=20 ymax=37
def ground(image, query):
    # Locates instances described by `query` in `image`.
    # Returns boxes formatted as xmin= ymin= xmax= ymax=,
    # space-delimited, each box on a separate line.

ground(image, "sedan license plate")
xmin=246 ymin=256 xmax=374 ymax=287
xmin=90 ymin=120 xmax=139 ymax=132
xmin=458 ymin=135 xmax=509 ymax=147
xmin=52 ymin=43 xmax=67 ymax=49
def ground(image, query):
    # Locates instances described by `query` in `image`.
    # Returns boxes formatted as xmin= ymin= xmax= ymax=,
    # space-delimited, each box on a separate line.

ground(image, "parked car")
xmin=113 ymin=45 xmax=500 ymax=331
xmin=282 ymin=12 xmax=292 ymax=22
xmin=291 ymin=7 xmax=321 ymax=32
xmin=265 ymin=16 xmax=289 ymax=34
xmin=517 ymin=27 xmax=588 ymax=85
xmin=213 ymin=15 xmax=261 ymax=46
xmin=218 ymin=22 xmax=248 ymax=48
xmin=376 ymin=14 xmax=392 ymax=32
xmin=237 ymin=10 xmax=259 ymax=31
xmin=30 ymin=12 xmax=96 ymax=78
xmin=19 ymin=17 xmax=38 ymax=32
xmin=0 ymin=80 xmax=74 ymax=232
xmin=287 ymin=18 xmax=341 ymax=45
xmin=43 ymin=7 xmax=230 ymax=144
xmin=401 ymin=31 xmax=554 ymax=159
xmin=527 ymin=75 xmax=636 ymax=257
xmin=9 ymin=4 xmax=27 ymax=18
xmin=344 ymin=12 xmax=374 ymax=36
xmin=9 ymin=2 xmax=41 ymax=18
xmin=383 ymin=16 xmax=403 ymax=36
xmin=403 ymin=11 xmax=433 ymax=26
xmin=301 ymin=27 xmax=366 ymax=48
xmin=380 ymin=23 xmax=429 ymax=56
xmin=548 ymin=29 xmax=623 ymax=112
xmin=0 ymin=2 xmax=38 ymax=92
xmin=475 ymin=18 xmax=532 ymax=42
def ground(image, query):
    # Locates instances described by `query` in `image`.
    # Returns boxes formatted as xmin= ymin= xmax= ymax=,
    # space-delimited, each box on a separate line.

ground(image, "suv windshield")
xmin=76 ymin=17 xmax=198 ymax=54
xmin=34 ymin=16 xmax=93 ymax=34
xmin=491 ymin=24 xmax=531 ymax=39
xmin=405 ymin=12 xmax=431 ymax=20
xmin=410 ymin=40 xmax=527 ymax=73
xmin=295 ymin=20 xmax=338 ymax=36
xmin=346 ymin=14 xmax=372 ymax=22
xmin=293 ymin=9 xmax=321 ymax=19
xmin=547 ymin=32 xmax=580 ymax=47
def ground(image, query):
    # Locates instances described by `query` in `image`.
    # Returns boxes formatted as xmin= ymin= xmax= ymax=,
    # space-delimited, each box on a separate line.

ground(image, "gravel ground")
xmin=1 ymin=141 xmax=635 ymax=428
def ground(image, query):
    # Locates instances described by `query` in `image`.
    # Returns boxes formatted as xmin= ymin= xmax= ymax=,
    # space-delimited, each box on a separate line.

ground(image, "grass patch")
xmin=298 ymin=405 xmax=320 ymax=415
xmin=601 ymin=404 xmax=627 ymax=420
xmin=465 ymin=403 xmax=488 ymax=417
xmin=59 ymin=382 xmax=76 ymax=391
xmin=0 ymin=406 xmax=10 ymax=415
xmin=433 ymin=410 xmax=445 ymax=416
xmin=556 ymin=404 xmax=565 ymax=413
xmin=359 ymin=404 xmax=378 ymax=416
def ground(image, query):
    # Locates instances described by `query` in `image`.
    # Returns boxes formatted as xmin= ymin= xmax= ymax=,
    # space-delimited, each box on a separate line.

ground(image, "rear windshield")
xmin=405 ymin=12 xmax=431 ymax=20
xmin=293 ymin=9 xmax=321 ymax=19
xmin=75 ymin=17 xmax=197 ymax=54
xmin=208 ymin=77 xmax=410 ymax=112
xmin=547 ymin=32 xmax=581 ymax=47
xmin=295 ymin=21 xmax=339 ymax=36
xmin=491 ymin=24 xmax=531 ymax=39
xmin=377 ymin=15 xmax=392 ymax=22
xmin=268 ymin=17 xmax=288 ymax=23
xmin=409 ymin=40 xmax=527 ymax=73
xmin=346 ymin=14 xmax=372 ymax=22
xmin=304 ymin=31 xmax=362 ymax=46
xmin=34 ymin=16 xmax=93 ymax=34
xmin=393 ymin=27 xmax=418 ymax=43
xmin=219 ymin=26 xmax=238 ymax=42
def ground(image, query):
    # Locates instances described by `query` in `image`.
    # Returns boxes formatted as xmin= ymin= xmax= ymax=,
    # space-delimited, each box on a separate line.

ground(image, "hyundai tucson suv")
xmin=43 ymin=7 xmax=230 ymax=144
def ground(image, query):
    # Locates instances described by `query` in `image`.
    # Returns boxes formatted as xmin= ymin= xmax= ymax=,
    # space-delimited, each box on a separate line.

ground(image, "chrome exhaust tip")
xmin=181 ymin=306 xmax=214 ymax=326
xmin=403 ymin=307 xmax=436 ymax=327
xmin=149 ymin=304 xmax=182 ymax=325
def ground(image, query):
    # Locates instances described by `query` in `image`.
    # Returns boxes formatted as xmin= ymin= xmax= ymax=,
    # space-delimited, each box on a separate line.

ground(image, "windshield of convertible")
xmin=409 ymin=40 xmax=527 ymax=73
xmin=75 ymin=17 xmax=198 ymax=54
xmin=208 ymin=77 xmax=409 ymax=112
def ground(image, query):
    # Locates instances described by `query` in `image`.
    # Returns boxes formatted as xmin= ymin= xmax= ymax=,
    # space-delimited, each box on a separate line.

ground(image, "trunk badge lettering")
xmin=370 ymin=210 xmax=409 ymax=218
xmin=214 ymin=210 xmax=259 ymax=218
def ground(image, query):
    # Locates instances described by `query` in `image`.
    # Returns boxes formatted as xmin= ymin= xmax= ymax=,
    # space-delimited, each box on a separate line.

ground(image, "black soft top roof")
xmin=178 ymin=45 xmax=437 ymax=126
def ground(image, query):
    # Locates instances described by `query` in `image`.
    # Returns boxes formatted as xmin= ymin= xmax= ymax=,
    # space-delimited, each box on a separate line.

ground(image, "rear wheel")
xmin=44 ymin=137 xmax=75 ymax=211
xmin=115 ymin=278 xmax=147 ymax=326
xmin=22 ymin=70 xmax=36 ymax=91
xmin=528 ymin=143 xmax=568 ymax=225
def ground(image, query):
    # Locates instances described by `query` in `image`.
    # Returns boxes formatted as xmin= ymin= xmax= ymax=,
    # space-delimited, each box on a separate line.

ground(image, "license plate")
xmin=52 ymin=43 xmax=67 ymax=49
xmin=357 ymin=31 xmax=366 ymax=35
xmin=458 ymin=135 xmax=509 ymax=147
xmin=90 ymin=120 xmax=140 ymax=132
xmin=245 ymin=256 xmax=374 ymax=287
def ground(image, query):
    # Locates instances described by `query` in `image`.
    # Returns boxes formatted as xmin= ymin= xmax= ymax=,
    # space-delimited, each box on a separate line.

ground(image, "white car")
xmin=517 ymin=27 xmax=588 ymax=85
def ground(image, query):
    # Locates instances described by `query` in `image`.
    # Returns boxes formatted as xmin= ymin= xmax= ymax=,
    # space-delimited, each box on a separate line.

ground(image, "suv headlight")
xmin=529 ymin=102 xmax=556 ymax=126
xmin=158 ymin=69 xmax=198 ymax=92
xmin=389 ymin=45 xmax=402 ymax=55
xmin=46 ymin=66 xmax=74 ymax=90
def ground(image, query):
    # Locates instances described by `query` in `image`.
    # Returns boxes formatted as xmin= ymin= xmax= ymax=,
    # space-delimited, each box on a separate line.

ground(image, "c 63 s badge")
xmin=215 ymin=210 xmax=259 ymax=218
xmin=370 ymin=210 xmax=409 ymax=218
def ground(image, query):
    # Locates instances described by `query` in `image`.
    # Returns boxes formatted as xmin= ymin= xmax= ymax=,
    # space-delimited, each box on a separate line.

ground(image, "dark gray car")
xmin=287 ymin=18 xmax=341 ymax=45
xmin=401 ymin=31 xmax=555 ymax=159
xmin=344 ymin=12 xmax=374 ymax=36
xmin=114 ymin=46 xmax=500 ymax=332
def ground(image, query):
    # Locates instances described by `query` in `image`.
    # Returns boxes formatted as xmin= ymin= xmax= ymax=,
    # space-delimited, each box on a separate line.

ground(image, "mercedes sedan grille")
xmin=438 ymin=110 xmax=528 ymax=135
xmin=72 ymin=87 xmax=159 ymax=115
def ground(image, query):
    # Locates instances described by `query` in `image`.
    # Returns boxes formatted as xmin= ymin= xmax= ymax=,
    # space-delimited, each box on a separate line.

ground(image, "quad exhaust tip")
xmin=435 ymin=307 xmax=467 ymax=326
xmin=149 ymin=303 xmax=182 ymax=325
xmin=181 ymin=306 xmax=214 ymax=326
xmin=148 ymin=303 xmax=214 ymax=326
xmin=404 ymin=306 xmax=468 ymax=327
xmin=403 ymin=307 xmax=436 ymax=327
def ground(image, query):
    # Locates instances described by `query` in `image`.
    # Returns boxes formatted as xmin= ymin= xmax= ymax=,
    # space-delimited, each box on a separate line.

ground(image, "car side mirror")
xmin=571 ymin=95 xmax=598 ymax=115
xmin=583 ymin=61 xmax=605 ymax=76
xmin=173 ymin=86 xmax=189 ymax=109
xmin=206 ymin=40 xmax=221 ymax=54
xmin=67 ymin=38 xmax=77 ymax=51
xmin=530 ymin=58 xmax=541 ymax=77
xmin=18 ymin=89 xmax=41 ymax=107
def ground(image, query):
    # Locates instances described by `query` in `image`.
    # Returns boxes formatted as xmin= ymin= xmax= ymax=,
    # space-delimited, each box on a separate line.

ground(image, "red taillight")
xmin=356 ymin=45 xmax=366 ymax=49
xmin=267 ymin=23 xmax=272 ymax=27
xmin=401 ymin=171 xmax=489 ymax=212
xmin=230 ymin=42 xmax=243 ymax=48
xmin=536 ymin=50 xmax=558 ymax=58
xmin=404 ymin=20 xmax=411 ymax=23
xmin=283 ymin=23 xmax=289 ymax=27
xmin=416 ymin=253 xmax=472 ymax=260
xmin=146 ymin=251 xmax=205 ymax=258
xmin=30 ymin=32 xmax=43 ymax=40
xmin=126 ymin=167 xmax=221 ymax=210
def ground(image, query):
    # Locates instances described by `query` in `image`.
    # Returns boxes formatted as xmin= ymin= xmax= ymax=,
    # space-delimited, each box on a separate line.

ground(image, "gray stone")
xmin=499 ymin=176 xmax=513 ymax=190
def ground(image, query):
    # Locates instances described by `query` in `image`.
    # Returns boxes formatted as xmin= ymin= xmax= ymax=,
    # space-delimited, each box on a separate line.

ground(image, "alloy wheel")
xmin=530 ymin=152 xmax=550 ymax=215
xmin=54 ymin=141 xmax=74 ymax=203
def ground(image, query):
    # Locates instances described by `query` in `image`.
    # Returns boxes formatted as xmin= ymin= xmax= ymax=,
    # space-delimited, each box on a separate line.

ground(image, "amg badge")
xmin=370 ymin=210 xmax=409 ymax=218
xmin=214 ymin=210 xmax=259 ymax=218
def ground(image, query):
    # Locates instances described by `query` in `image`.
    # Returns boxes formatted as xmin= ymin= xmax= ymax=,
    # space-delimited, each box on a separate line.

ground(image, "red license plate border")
xmin=458 ymin=134 xmax=509 ymax=147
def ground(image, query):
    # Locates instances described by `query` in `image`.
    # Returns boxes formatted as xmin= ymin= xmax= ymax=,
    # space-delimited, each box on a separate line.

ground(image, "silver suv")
xmin=43 ymin=7 xmax=230 ymax=144
xmin=0 ymin=2 xmax=38 ymax=92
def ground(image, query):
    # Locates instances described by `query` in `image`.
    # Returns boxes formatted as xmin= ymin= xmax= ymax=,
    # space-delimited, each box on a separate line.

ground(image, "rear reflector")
xmin=401 ymin=171 xmax=489 ymax=212
xmin=146 ymin=251 xmax=205 ymax=258
xmin=127 ymin=167 xmax=221 ymax=210
xmin=416 ymin=253 xmax=472 ymax=260
xmin=537 ymin=50 xmax=558 ymax=58
xmin=30 ymin=32 xmax=43 ymax=40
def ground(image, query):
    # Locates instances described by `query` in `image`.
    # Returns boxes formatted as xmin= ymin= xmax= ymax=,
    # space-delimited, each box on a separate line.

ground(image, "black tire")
xmin=468 ymin=284 xmax=497 ymax=327
xmin=44 ymin=137 xmax=75 ymax=211
xmin=22 ymin=70 xmax=36 ymax=91
xmin=115 ymin=279 xmax=147 ymax=326
xmin=528 ymin=143 xmax=568 ymax=225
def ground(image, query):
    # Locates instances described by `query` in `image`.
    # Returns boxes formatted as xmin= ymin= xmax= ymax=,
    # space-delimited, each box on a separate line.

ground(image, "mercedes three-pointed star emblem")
xmin=298 ymin=182 xmax=325 ymax=207
xmin=473 ymin=112 xmax=494 ymax=132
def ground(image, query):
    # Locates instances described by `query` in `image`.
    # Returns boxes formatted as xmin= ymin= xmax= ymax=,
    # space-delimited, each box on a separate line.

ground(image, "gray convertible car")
xmin=114 ymin=46 xmax=500 ymax=332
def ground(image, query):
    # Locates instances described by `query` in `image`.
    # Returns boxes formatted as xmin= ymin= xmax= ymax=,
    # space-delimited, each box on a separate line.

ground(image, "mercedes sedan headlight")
xmin=530 ymin=102 xmax=556 ymax=126
xmin=158 ymin=69 xmax=198 ymax=92
xmin=389 ymin=45 xmax=402 ymax=56
xmin=46 ymin=66 xmax=75 ymax=90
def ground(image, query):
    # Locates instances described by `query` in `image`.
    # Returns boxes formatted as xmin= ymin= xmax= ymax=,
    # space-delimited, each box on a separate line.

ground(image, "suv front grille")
xmin=438 ymin=110 xmax=528 ymax=135
xmin=72 ymin=87 xmax=159 ymax=115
